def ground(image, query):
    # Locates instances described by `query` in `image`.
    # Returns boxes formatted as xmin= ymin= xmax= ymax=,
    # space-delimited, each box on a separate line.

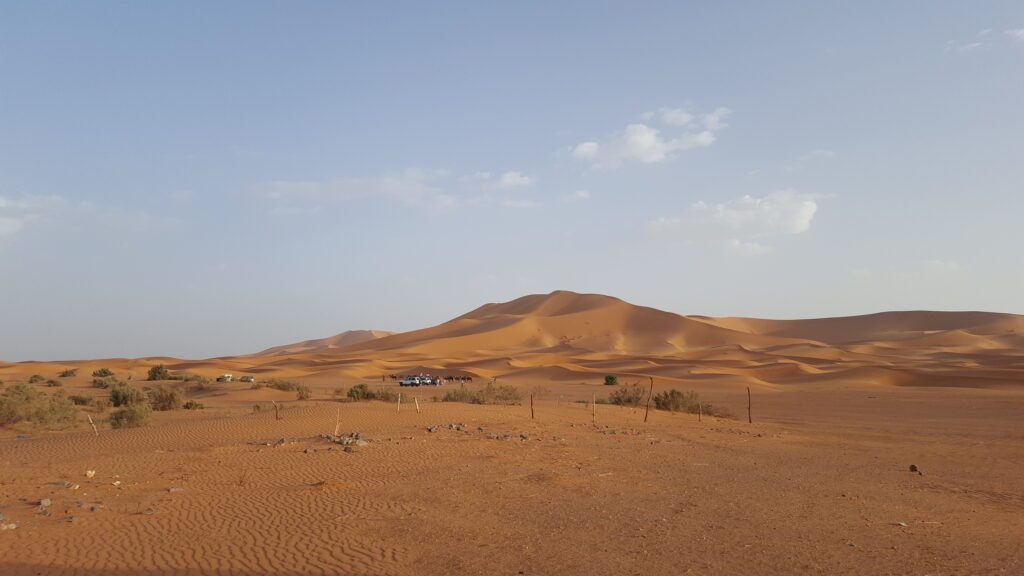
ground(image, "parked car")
xmin=399 ymin=377 xmax=422 ymax=387
xmin=216 ymin=374 xmax=233 ymax=382
xmin=239 ymin=376 xmax=255 ymax=383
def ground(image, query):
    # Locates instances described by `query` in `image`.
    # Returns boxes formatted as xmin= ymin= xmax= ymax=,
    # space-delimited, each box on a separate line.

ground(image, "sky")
xmin=1 ymin=1 xmax=1023 ymax=360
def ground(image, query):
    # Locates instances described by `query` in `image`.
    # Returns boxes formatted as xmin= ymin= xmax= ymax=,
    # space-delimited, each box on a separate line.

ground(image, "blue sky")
xmin=1 ymin=1 xmax=1022 ymax=360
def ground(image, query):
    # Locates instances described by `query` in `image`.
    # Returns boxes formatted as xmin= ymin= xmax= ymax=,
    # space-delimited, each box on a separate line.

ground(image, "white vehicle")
xmin=399 ymin=377 xmax=422 ymax=387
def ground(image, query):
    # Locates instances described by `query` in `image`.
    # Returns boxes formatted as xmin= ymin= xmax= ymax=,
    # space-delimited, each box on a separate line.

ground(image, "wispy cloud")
xmin=259 ymin=169 xmax=454 ymax=209
xmin=946 ymin=27 xmax=1024 ymax=52
xmin=561 ymin=190 xmax=591 ymax=203
xmin=0 ymin=194 xmax=168 ymax=245
xmin=1006 ymin=28 xmax=1024 ymax=42
xmin=570 ymin=106 xmax=730 ymax=170
xmin=785 ymin=149 xmax=836 ymax=172
xmin=648 ymin=190 xmax=821 ymax=255
xmin=459 ymin=170 xmax=537 ymax=190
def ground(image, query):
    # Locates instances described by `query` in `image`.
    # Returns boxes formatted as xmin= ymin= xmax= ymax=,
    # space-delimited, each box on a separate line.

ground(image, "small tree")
xmin=147 ymin=364 xmax=170 ymax=381
xmin=608 ymin=382 xmax=645 ymax=407
xmin=149 ymin=386 xmax=182 ymax=411
xmin=604 ymin=375 xmax=619 ymax=386
xmin=109 ymin=405 xmax=152 ymax=428
xmin=110 ymin=385 xmax=148 ymax=408
xmin=92 ymin=368 xmax=114 ymax=378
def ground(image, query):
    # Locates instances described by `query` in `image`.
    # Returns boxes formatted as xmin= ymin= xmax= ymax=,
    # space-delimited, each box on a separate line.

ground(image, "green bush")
xmin=295 ymin=385 xmax=312 ymax=400
xmin=28 ymin=374 xmax=45 ymax=384
xmin=109 ymin=405 xmax=151 ymax=428
xmin=604 ymin=375 xmax=619 ymax=386
xmin=110 ymin=385 xmax=148 ymax=408
xmin=183 ymin=400 xmax=203 ymax=410
xmin=441 ymin=382 xmax=521 ymax=405
xmin=0 ymin=383 xmax=77 ymax=428
xmin=347 ymin=383 xmax=374 ymax=400
xmin=608 ymin=382 xmax=645 ymax=407
xmin=92 ymin=368 xmax=114 ymax=378
xmin=345 ymin=384 xmax=398 ymax=402
xmin=148 ymin=386 xmax=182 ymax=411
xmin=92 ymin=376 xmax=118 ymax=389
xmin=59 ymin=368 xmax=78 ymax=378
xmin=267 ymin=380 xmax=299 ymax=392
xmin=45 ymin=379 xmax=62 ymax=387
xmin=652 ymin=389 xmax=729 ymax=417
xmin=68 ymin=395 xmax=92 ymax=406
xmin=146 ymin=364 xmax=169 ymax=381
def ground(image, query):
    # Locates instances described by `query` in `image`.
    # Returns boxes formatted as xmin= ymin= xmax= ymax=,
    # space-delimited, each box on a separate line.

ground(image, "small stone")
xmin=89 ymin=507 xmax=99 ymax=513
xmin=909 ymin=464 xmax=919 ymax=473
xmin=355 ymin=440 xmax=368 ymax=447
xmin=38 ymin=499 xmax=52 ymax=507
xmin=48 ymin=481 xmax=71 ymax=487
xmin=65 ymin=516 xmax=79 ymax=523
xmin=519 ymin=433 xmax=528 ymax=440
xmin=304 ymin=448 xmax=316 ymax=454
xmin=502 ymin=434 xmax=513 ymax=441
xmin=343 ymin=446 xmax=354 ymax=453
xmin=427 ymin=426 xmax=438 ymax=433
xmin=0 ymin=512 xmax=4 ymax=521
xmin=487 ymin=434 xmax=498 ymax=440
xmin=142 ymin=509 xmax=156 ymax=515
xmin=0 ymin=523 xmax=17 ymax=531
xmin=168 ymin=487 xmax=184 ymax=493
xmin=894 ymin=522 xmax=908 ymax=527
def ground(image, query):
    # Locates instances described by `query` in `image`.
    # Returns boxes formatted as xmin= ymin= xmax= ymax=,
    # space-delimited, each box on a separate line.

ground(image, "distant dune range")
xmin=3 ymin=290 xmax=1023 ymax=390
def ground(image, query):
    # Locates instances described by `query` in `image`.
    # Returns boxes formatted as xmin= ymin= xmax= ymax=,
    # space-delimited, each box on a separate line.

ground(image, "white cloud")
xmin=648 ymin=190 xmax=820 ymax=255
xmin=0 ymin=216 xmax=25 ymax=237
xmin=260 ymin=168 xmax=451 ymax=208
xmin=1006 ymin=29 xmax=1024 ymax=41
xmin=459 ymin=170 xmax=536 ymax=190
xmin=500 ymin=198 xmax=543 ymax=209
xmin=657 ymin=107 xmax=694 ymax=127
xmin=562 ymin=190 xmax=591 ymax=203
xmin=570 ymin=106 xmax=730 ymax=170
xmin=785 ymin=149 xmax=837 ymax=172
xmin=498 ymin=171 xmax=536 ymax=188
xmin=697 ymin=190 xmax=818 ymax=236
xmin=0 ymin=193 xmax=168 ymax=245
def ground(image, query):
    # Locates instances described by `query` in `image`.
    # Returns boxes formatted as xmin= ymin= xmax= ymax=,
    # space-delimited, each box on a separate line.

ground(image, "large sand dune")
xmin=1 ymin=291 xmax=1022 ymax=574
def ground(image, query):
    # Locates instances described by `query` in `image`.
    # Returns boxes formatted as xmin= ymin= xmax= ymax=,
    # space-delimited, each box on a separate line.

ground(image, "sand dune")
xmin=2 ymin=291 xmax=1024 ymax=574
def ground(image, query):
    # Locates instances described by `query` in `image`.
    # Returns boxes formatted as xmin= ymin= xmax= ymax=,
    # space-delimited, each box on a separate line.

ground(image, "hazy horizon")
xmin=2 ymin=2 xmax=1022 ymax=360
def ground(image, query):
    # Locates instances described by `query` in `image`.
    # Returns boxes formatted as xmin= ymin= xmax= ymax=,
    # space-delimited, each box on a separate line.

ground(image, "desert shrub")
xmin=376 ymin=388 xmax=399 ymax=402
xmin=28 ymin=374 xmax=45 ymax=384
xmin=0 ymin=383 xmax=77 ymax=428
xmin=441 ymin=382 xmax=521 ymax=405
xmin=183 ymin=374 xmax=211 ymax=391
xmin=347 ymin=383 xmax=374 ymax=400
xmin=92 ymin=368 xmax=114 ymax=378
xmin=652 ymin=389 xmax=729 ymax=417
xmin=183 ymin=400 xmax=203 ymax=410
xmin=148 ymin=386 xmax=182 ymax=410
xmin=267 ymin=380 xmax=299 ymax=392
xmin=92 ymin=376 xmax=118 ymax=389
xmin=69 ymin=395 xmax=92 ymax=406
xmin=295 ymin=385 xmax=312 ymax=400
xmin=146 ymin=364 xmax=169 ymax=381
xmin=46 ymin=379 xmax=62 ymax=387
xmin=608 ymin=382 xmax=646 ymax=407
xmin=109 ymin=405 xmax=151 ymax=428
xmin=59 ymin=368 xmax=78 ymax=378
xmin=604 ymin=375 xmax=619 ymax=386
xmin=110 ymin=385 xmax=148 ymax=408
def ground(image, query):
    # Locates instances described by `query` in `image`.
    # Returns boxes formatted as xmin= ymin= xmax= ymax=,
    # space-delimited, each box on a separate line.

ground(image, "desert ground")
xmin=1 ymin=291 xmax=1022 ymax=575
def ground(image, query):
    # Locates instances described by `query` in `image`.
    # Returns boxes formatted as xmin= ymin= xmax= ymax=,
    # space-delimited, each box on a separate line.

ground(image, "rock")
xmin=89 ymin=506 xmax=99 ymax=513
xmin=168 ymin=488 xmax=184 ymax=493
xmin=85 ymin=470 xmax=96 ymax=478
xmin=909 ymin=464 xmax=919 ymax=473
xmin=38 ymin=499 xmax=52 ymax=507
xmin=65 ymin=516 xmax=79 ymax=523
xmin=519 ymin=433 xmax=528 ymax=440
xmin=355 ymin=440 xmax=368 ymax=447
xmin=343 ymin=446 xmax=354 ymax=453
xmin=894 ymin=522 xmax=908 ymax=527
xmin=304 ymin=448 xmax=316 ymax=454
xmin=487 ymin=434 xmax=498 ymax=440
xmin=427 ymin=426 xmax=439 ymax=433
xmin=275 ymin=438 xmax=287 ymax=447
xmin=48 ymin=481 xmax=71 ymax=487
xmin=0 ymin=512 xmax=4 ymax=521
xmin=0 ymin=523 xmax=17 ymax=531
xmin=352 ymin=432 xmax=360 ymax=439
xmin=502 ymin=434 xmax=513 ymax=441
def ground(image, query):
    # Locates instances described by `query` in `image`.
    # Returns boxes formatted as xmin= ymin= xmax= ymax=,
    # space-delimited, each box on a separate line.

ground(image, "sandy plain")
xmin=1 ymin=291 xmax=1022 ymax=575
